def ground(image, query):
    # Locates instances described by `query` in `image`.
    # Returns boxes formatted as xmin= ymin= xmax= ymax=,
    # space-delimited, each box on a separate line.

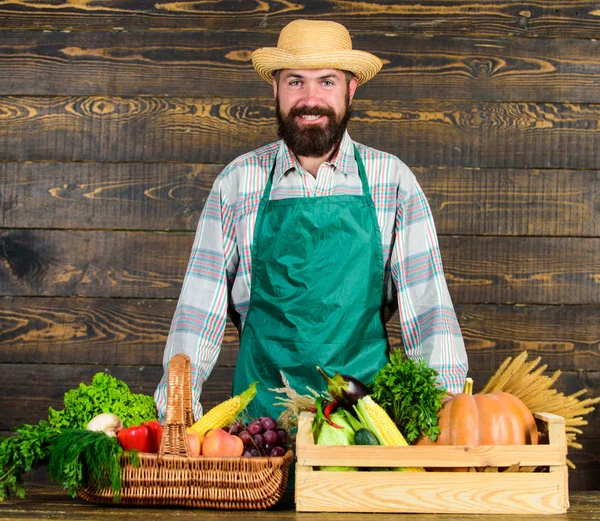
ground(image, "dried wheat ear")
xmin=482 ymin=351 xmax=600 ymax=468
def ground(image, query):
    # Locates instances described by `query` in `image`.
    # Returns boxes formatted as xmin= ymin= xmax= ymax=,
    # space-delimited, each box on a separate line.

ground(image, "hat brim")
xmin=251 ymin=48 xmax=383 ymax=86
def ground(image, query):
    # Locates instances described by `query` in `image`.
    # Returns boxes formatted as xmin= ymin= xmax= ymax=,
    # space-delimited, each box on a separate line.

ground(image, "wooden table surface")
xmin=0 ymin=485 xmax=599 ymax=520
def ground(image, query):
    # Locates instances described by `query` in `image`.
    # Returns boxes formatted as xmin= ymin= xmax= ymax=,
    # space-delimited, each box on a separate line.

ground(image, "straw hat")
xmin=252 ymin=20 xmax=383 ymax=86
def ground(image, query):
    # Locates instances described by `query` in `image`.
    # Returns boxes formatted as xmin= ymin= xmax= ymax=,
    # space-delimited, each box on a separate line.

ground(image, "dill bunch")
xmin=48 ymin=429 xmax=132 ymax=500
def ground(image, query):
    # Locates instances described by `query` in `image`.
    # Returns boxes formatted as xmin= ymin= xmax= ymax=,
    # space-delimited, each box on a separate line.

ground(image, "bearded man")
xmin=155 ymin=20 xmax=468 ymax=422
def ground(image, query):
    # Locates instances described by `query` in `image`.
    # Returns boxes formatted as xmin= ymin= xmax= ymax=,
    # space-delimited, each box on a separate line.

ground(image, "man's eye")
xmin=322 ymin=80 xmax=334 ymax=86
xmin=289 ymin=80 xmax=302 ymax=86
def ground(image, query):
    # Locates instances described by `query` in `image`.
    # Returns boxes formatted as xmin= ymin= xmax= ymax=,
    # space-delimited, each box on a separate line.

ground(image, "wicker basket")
xmin=78 ymin=354 xmax=293 ymax=509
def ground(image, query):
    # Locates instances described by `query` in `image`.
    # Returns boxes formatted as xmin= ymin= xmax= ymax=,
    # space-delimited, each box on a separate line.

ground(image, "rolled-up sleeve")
xmin=390 ymin=172 xmax=468 ymax=393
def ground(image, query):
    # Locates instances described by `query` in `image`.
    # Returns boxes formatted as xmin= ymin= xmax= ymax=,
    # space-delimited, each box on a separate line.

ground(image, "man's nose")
xmin=300 ymin=83 xmax=320 ymax=105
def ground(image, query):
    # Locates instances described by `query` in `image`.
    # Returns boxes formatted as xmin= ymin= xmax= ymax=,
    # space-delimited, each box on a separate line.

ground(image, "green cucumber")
xmin=353 ymin=428 xmax=379 ymax=446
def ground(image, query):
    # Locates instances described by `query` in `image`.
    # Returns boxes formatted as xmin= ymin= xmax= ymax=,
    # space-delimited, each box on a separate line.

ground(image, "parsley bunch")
xmin=0 ymin=421 xmax=60 ymax=500
xmin=370 ymin=352 xmax=446 ymax=444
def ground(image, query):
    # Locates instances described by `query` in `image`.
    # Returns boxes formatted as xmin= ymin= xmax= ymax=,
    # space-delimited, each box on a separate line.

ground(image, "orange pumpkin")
xmin=419 ymin=391 xmax=538 ymax=447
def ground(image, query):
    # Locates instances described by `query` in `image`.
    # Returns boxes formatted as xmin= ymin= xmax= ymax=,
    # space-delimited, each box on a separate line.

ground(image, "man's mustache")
xmin=288 ymin=105 xmax=336 ymax=118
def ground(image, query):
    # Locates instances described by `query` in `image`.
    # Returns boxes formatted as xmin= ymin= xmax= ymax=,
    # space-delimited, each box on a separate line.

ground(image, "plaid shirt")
xmin=155 ymin=131 xmax=468 ymax=421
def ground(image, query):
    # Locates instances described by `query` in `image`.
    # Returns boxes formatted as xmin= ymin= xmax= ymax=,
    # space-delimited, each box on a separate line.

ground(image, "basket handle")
xmin=158 ymin=353 xmax=195 ymax=457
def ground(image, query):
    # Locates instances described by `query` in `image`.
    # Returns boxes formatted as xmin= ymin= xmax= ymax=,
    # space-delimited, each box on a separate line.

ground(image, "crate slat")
xmin=295 ymin=471 xmax=567 ymax=514
xmin=297 ymin=444 xmax=565 ymax=468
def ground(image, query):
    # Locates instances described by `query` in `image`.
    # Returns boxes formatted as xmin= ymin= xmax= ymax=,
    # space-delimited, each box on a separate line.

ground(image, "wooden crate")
xmin=295 ymin=411 xmax=569 ymax=514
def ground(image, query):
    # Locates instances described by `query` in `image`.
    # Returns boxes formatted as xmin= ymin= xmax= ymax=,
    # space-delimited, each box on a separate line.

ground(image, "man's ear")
xmin=273 ymin=74 xmax=278 ymax=99
xmin=348 ymin=76 xmax=359 ymax=105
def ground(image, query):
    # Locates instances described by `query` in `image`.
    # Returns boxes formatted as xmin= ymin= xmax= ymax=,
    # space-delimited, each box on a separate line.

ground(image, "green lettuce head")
xmin=316 ymin=411 xmax=358 ymax=472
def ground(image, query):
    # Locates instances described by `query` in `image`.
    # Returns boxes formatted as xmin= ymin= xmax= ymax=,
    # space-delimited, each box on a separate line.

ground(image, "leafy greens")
xmin=48 ymin=429 xmax=137 ymax=500
xmin=370 ymin=352 xmax=446 ymax=444
xmin=1 ymin=372 xmax=156 ymax=501
xmin=48 ymin=372 xmax=157 ymax=429
xmin=0 ymin=421 xmax=60 ymax=501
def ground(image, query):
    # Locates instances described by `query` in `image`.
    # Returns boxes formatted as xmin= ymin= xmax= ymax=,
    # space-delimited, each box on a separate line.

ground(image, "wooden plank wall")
xmin=0 ymin=1 xmax=598 ymax=490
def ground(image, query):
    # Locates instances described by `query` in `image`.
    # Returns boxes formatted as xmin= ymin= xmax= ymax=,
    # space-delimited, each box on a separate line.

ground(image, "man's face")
xmin=274 ymin=69 xmax=359 ymax=158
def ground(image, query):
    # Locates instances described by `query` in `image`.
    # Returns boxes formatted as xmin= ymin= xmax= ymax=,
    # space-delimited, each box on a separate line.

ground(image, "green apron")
xmin=233 ymin=145 xmax=390 ymax=420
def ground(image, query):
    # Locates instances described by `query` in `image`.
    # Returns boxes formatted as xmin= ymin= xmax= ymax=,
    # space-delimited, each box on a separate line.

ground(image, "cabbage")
xmin=316 ymin=411 xmax=358 ymax=472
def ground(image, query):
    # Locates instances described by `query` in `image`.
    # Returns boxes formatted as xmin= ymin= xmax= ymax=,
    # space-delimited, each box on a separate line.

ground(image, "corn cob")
xmin=188 ymin=382 xmax=257 ymax=440
xmin=356 ymin=396 xmax=424 ymax=472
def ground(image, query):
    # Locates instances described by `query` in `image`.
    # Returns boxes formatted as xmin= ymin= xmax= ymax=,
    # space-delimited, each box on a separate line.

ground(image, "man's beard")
xmin=276 ymin=93 xmax=352 ymax=158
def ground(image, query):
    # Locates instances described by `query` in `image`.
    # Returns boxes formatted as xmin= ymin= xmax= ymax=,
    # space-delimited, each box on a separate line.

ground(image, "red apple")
xmin=201 ymin=428 xmax=244 ymax=457
xmin=186 ymin=432 xmax=201 ymax=457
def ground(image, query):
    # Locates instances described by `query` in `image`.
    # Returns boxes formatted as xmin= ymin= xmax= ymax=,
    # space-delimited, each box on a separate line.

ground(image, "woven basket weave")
xmin=78 ymin=354 xmax=293 ymax=509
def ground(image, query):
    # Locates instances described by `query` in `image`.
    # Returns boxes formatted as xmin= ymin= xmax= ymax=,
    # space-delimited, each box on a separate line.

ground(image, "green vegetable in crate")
xmin=353 ymin=426 xmax=396 ymax=472
xmin=354 ymin=428 xmax=379 ymax=446
xmin=315 ymin=411 xmax=357 ymax=472
xmin=354 ymin=396 xmax=424 ymax=472
xmin=370 ymin=352 xmax=446 ymax=444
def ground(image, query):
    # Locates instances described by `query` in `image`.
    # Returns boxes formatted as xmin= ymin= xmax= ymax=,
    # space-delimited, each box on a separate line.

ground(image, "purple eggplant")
xmin=316 ymin=366 xmax=369 ymax=407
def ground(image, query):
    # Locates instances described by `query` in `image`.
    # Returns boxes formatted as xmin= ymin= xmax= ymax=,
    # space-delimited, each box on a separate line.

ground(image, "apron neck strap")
xmin=352 ymin=144 xmax=371 ymax=196
xmin=263 ymin=153 xmax=277 ymax=202
xmin=263 ymin=143 xmax=370 ymax=200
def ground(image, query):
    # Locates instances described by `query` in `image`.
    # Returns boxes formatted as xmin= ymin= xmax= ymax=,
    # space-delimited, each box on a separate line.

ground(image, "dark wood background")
xmin=0 ymin=1 xmax=598 ymax=490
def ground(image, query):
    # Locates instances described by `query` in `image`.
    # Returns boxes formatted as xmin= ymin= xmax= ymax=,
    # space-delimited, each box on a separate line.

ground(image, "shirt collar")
xmin=273 ymin=131 xmax=359 ymax=183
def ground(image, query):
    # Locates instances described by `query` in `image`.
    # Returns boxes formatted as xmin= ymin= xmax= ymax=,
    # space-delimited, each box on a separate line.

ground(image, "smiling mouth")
xmin=299 ymin=114 xmax=325 ymax=122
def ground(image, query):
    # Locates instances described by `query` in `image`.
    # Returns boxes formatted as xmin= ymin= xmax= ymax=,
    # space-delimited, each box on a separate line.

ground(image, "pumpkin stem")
xmin=463 ymin=377 xmax=474 ymax=395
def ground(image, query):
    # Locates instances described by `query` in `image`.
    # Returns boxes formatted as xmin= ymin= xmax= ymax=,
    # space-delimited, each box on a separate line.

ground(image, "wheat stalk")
xmin=482 ymin=351 xmax=600 ymax=466
xmin=268 ymin=371 xmax=326 ymax=434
